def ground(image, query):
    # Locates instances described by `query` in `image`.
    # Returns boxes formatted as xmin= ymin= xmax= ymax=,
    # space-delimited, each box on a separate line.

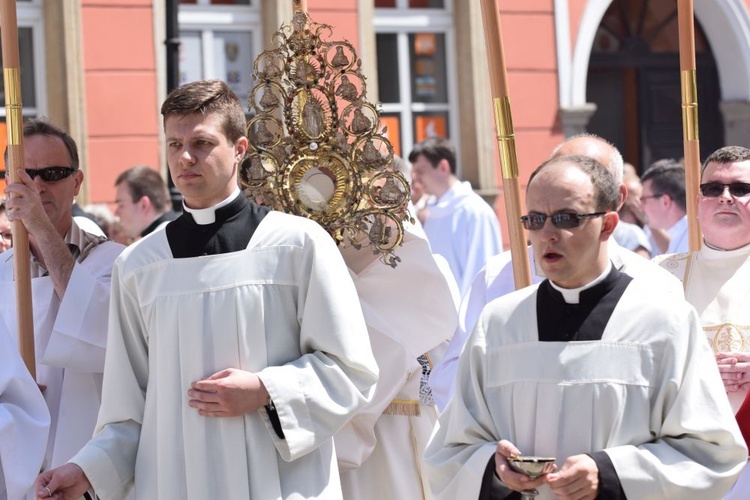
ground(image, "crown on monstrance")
xmin=240 ymin=11 xmax=411 ymax=267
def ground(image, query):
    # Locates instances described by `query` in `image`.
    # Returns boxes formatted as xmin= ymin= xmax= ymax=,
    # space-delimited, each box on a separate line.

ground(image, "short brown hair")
xmin=702 ymin=146 xmax=750 ymax=176
xmin=115 ymin=165 xmax=170 ymax=213
xmin=528 ymin=154 xmax=621 ymax=212
xmin=408 ymin=137 xmax=457 ymax=175
xmin=160 ymin=80 xmax=246 ymax=143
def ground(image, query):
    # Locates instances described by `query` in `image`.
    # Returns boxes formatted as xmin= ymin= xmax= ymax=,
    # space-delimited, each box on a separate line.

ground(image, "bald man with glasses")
xmin=425 ymin=154 xmax=745 ymax=500
xmin=657 ymin=146 xmax=750 ymax=499
xmin=0 ymin=119 xmax=124 ymax=477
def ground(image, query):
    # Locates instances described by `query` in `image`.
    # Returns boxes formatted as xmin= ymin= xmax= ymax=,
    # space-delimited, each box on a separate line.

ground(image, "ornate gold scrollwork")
xmin=242 ymin=12 xmax=411 ymax=267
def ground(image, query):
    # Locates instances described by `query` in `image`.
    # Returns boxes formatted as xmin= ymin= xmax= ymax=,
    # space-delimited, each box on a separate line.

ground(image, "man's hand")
xmin=4 ymin=169 xmax=56 ymax=237
xmin=494 ymin=440 xmax=551 ymax=493
xmin=716 ymin=352 xmax=750 ymax=392
xmin=36 ymin=463 xmax=91 ymax=500
xmin=546 ymin=454 xmax=599 ymax=500
xmin=189 ymin=368 xmax=269 ymax=417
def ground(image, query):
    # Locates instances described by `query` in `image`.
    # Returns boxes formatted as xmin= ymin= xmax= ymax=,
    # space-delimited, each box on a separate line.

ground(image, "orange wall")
xmin=82 ymin=0 xmax=161 ymax=205
xmin=309 ymin=0 xmax=360 ymax=53
xmin=494 ymin=1 xmax=564 ymax=247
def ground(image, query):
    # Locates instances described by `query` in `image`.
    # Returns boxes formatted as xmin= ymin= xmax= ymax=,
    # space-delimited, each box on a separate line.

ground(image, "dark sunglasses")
xmin=26 ymin=166 xmax=77 ymax=183
xmin=699 ymin=182 xmax=750 ymax=198
xmin=520 ymin=212 xmax=606 ymax=231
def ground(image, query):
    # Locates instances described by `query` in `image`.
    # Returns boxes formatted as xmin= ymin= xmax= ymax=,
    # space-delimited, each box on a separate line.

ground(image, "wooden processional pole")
xmin=0 ymin=0 xmax=35 ymax=377
xmin=677 ymin=0 xmax=702 ymax=252
xmin=479 ymin=0 xmax=531 ymax=289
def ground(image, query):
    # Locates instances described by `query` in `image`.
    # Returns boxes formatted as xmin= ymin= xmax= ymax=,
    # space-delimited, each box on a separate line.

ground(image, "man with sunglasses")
xmin=425 ymin=154 xmax=745 ymax=500
xmin=657 ymin=146 xmax=750 ymax=498
xmin=430 ymin=134 xmax=682 ymax=410
xmin=0 ymin=120 xmax=125 ymax=475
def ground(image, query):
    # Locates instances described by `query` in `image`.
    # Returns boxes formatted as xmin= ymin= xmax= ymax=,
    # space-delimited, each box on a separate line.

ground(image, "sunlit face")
xmin=527 ymin=162 xmax=614 ymax=288
xmin=698 ymin=160 xmax=750 ymax=250
xmin=410 ymin=154 xmax=443 ymax=197
xmin=0 ymin=209 xmax=11 ymax=252
xmin=24 ymin=134 xmax=82 ymax=237
xmin=165 ymin=112 xmax=247 ymax=209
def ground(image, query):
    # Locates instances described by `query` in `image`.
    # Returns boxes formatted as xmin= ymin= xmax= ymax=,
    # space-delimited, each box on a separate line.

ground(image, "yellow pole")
xmin=0 ymin=0 xmax=35 ymax=377
xmin=677 ymin=0 xmax=702 ymax=252
xmin=479 ymin=0 xmax=531 ymax=289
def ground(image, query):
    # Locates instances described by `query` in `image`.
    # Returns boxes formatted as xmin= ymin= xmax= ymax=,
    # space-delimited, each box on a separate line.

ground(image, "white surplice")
xmin=422 ymin=181 xmax=502 ymax=296
xmin=657 ymin=242 xmax=750 ymax=499
xmin=70 ymin=211 xmax=378 ymax=500
xmin=0 ymin=220 xmax=124 ymax=470
xmin=0 ymin=324 xmax=49 ymax=500
xmin=335 ymin=229 xmax=458 ymax=500
xmin=430 ymin=239 xmax=684 ymax=409
xmin=424 ymin=276 xmax=746 ymax=500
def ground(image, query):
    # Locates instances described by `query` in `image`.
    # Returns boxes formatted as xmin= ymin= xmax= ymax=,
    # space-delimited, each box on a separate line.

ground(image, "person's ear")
xmin=600 ymin=211 xmax=619 ymax=241
xmin=438 ymin=159 xmax=450 ymax=175
xmin=235 ymin=136 xmax=249 ymax=160
xmin=73 ymin=169 xmax=84 ymax=196
xmin=138 ymin=195 xmax=152 ymax=213
xmin=617 ymin=184 xmax=627 ymax=210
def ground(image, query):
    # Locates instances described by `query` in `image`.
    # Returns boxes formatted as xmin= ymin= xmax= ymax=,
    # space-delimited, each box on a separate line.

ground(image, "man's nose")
xmin=32 ymin=175 xmax=46 ymax=193
xmin=718 ymin=185 xmax=734 ymax=203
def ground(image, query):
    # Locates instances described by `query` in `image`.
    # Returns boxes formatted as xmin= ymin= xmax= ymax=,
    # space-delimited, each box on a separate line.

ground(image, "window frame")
xmin=0 ymin=0 xmax=47 ymax=119
xmin=374 ymin=0 xmax=459 ymax=168
xmin=178 ymin=2 xmax=262 ymax=103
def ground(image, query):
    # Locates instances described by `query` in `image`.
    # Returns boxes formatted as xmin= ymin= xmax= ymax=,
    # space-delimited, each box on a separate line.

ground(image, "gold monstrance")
xmin=241 ymin=11 xmax=411 ymax=267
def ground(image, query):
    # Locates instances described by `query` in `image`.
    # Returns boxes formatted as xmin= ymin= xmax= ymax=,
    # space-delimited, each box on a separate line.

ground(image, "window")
xmin=374 ymin=0 xmax=457 ymax=162
xmin=0 ymin=0 xmax=45 ymax=186
xmin=0 ymin=0 xmax=45 ymax=120
xmin=178 ymin=0 xmax=261 ymax=107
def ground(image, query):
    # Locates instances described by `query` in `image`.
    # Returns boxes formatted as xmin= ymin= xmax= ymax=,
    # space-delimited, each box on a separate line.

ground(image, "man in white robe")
xmin=430 ymin=135 xmax=682 ymax=409
xmin=0 ymin=324 xmax=49 ymax=500
xmin=656 ymin=146 xmax=750 ymax=498
xmin=409 ymin=137 xmax=503 ymax=296
xmin=425 ymin=154 xmax=746 ymax=499
xmin=1 ymin=120 xmax=124 ymax=472
xmin=36 ymin=80 xmax=378 ymax=499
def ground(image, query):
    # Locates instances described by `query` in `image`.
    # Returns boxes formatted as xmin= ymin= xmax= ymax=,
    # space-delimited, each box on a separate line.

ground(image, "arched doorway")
xmin=585 ymin=0 xmax=723 ymax=171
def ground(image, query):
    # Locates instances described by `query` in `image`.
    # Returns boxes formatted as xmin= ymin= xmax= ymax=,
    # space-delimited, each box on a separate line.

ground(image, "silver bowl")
xmin=508 ymin=456 xmax=556 ymax=479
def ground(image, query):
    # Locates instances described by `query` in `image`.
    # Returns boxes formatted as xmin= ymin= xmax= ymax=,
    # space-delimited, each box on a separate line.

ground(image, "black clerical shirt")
xmin=164 ymin=194 xmax=286 ymax=439
xmin=141 ymin=210 xmax=180 ymax=238
xmin=165 ymin=194 xmax=269 ymax=258
xmin=480 ymin=267 xmax=632 ymax=500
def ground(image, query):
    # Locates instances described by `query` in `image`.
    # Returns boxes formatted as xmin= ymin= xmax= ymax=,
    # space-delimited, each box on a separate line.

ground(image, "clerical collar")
xmin=183 ymin=188 xmax=240 ymax=225
xmin=548 ymin=261 xmax=613 ymax=304
xmin=701 ymin=239 xmax=750 ymax=260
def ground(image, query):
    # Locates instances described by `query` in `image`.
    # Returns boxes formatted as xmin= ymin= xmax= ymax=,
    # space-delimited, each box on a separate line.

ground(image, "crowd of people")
xmin=0 ymin=78 xmax=748 ymax=500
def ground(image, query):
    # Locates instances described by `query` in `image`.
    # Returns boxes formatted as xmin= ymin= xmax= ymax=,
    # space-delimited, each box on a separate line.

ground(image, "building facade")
xmin=2 ymin=0 xmax=750 ymax=246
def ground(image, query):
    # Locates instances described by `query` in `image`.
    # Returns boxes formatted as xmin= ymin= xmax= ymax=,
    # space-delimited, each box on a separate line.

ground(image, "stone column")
xmin=455 ymin=0 xmax=497 ymax=197
xmin=720 ymin=100 xmax=750 ymax=147
xmin=560 ymin=103 xmax=597 ymax=138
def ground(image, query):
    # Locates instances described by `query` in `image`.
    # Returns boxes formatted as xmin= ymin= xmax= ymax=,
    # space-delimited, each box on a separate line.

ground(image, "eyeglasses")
xmin=699 ymin=182 xmax=750 ymax=198
xmin=25 ymin=166 xmax=77 ymax=183
xmin=640 ymin=193 xmax=663 ymax=202
xmin=520 ymin=212 xmax=606 ymax=231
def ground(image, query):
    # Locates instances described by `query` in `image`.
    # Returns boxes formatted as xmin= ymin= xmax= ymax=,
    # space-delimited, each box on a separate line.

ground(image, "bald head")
xmin=550 ymin=134 xmax=624 ymax=184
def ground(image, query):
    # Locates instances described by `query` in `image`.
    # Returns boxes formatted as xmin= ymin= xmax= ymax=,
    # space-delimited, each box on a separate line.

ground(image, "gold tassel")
xmin=383 ymin=399 xmax=421 ymax=417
